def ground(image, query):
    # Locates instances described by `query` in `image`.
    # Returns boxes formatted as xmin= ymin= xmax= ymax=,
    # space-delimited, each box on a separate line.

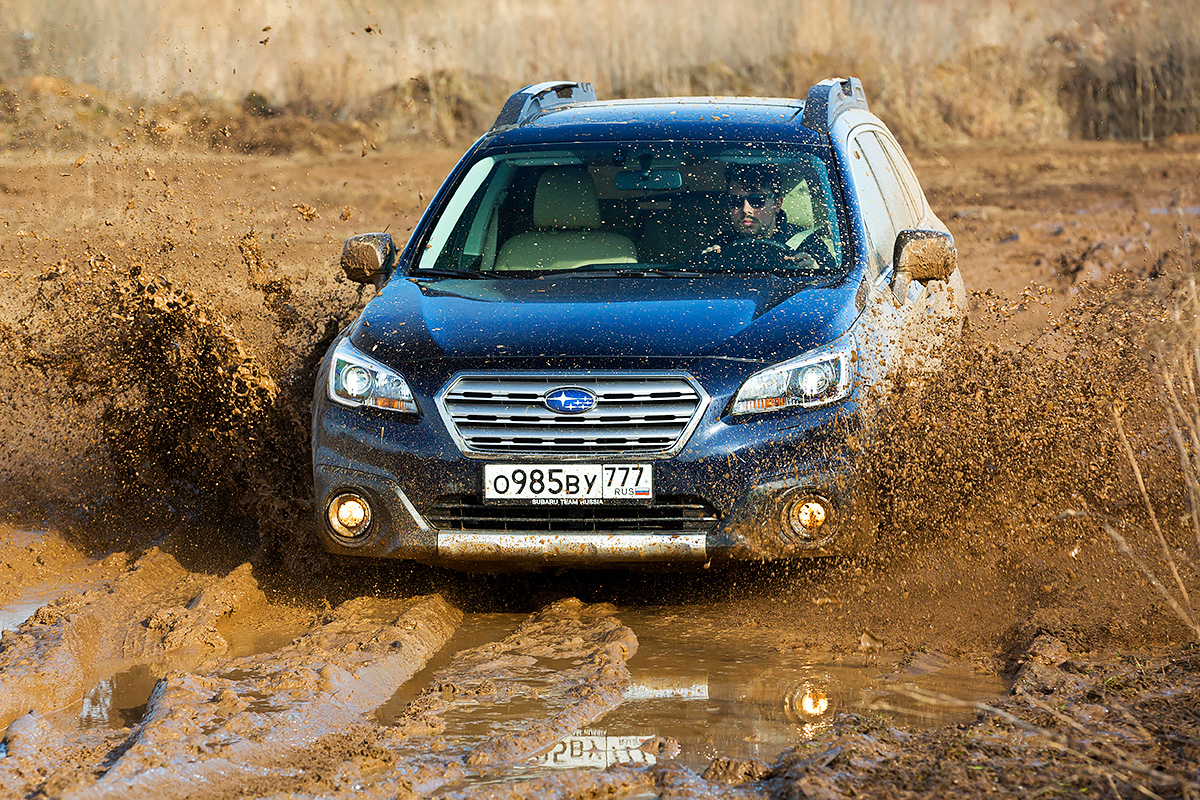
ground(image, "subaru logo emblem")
xmin=544 ymin=387 xmax=597 ymax=414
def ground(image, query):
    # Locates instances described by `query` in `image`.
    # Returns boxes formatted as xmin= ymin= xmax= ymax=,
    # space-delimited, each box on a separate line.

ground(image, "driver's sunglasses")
xmin=727 ymin=192 xmax=772 ymax=210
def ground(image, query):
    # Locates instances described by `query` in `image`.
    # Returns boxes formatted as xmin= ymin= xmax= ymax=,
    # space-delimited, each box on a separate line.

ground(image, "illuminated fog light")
xmin=337 ymin=500 xmax=367 ymax=529
xmin=328 ymin=492 xmax=372 ymax=541
xmin=781 ymin=495 xmax=835 ymax=547
xmin=793 ymin=500 xmax=826 ymax=531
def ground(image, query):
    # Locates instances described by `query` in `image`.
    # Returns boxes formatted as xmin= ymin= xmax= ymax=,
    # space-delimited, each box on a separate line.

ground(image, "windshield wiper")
xmin=409 ymin=268 xmax=489 ymax=280
xmin=683 ymin=265 xmax=833 ymax=278
xmin=536 ymin=267 xmax=705 ymax=278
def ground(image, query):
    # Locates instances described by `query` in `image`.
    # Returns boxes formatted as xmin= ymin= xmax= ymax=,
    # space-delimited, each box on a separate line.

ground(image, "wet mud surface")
xmin=2 ymin=135 xmax=1200 ymax=798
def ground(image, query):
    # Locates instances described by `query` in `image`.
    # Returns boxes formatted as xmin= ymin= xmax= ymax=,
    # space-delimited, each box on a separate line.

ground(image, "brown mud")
xmin=2 ymin=109 xmax=1200 ymax=797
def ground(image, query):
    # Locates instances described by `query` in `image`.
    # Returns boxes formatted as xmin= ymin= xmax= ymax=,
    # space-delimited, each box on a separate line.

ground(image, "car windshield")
xmin=414 ymin=142 xmax=844 ymax=277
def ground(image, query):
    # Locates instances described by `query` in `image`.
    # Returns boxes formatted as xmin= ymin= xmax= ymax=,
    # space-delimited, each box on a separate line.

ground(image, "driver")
xmin=700 ymin=164 xmax=817 ymax=268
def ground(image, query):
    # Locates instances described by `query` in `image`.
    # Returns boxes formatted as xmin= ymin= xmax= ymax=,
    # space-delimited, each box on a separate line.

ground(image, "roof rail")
xmin=800 ymin=77 xmax=868 ymax=136
xmin=490 ymin=81 xmax=597 ymax=132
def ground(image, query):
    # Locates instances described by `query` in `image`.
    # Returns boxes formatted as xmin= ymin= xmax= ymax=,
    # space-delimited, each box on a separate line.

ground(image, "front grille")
xmin=425 ymin=495 xmax=721 ymax=534
xmin=436 ymin=373 xmax=709 ymax=457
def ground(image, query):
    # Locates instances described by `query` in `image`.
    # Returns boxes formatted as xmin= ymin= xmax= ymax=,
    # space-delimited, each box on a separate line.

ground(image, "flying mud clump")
xmin=92 ymin=264 xmax=354 ymax=567
xmin=101 ymin=271 xmax=278 ymax=490
xmin=0 ymin=245 xmax=356 ymax=567
xmin=871 ymin=278 xmax=1173 ymax=555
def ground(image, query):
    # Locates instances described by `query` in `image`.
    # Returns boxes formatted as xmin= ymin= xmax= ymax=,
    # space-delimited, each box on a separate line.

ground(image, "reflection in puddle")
xmin=540 ymin=608 xmax=1006 ymax=774
xmin=56 ymin=614 xmax=313 ymax=732
xmin=794 ymin=686 xmax=829 ymax=716
xmin=623 ymin=679 xmax=708 ymax=701
xmin=538 ymin=734 xmax=659 ymax=769
xmin=378 ymin=607 xmax=1006 ymax=788
xmin=0 ymin=599 xmax=43 ymax=633
xmin=77 ymin=664 xmax=157 ymax=729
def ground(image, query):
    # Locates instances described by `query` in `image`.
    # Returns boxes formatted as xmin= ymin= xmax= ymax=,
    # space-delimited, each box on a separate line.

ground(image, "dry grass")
xmin=0 ymin=0 xmax=1197 ymax=145
xmin=1061 ymin=1 xmax=1200 ymax=140
xmin=1130 ymin=269 xmax=1200 ymax=644
xmin=1091 ymin=223 xmax=1200 ymax=645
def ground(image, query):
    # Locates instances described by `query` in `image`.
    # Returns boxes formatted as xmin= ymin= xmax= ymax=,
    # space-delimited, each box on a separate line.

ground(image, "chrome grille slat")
xmin=457 ymin=423 xmax=684 ymax=439
xmin=436 ymin=372 xmax=709 ymax=457
xmin=447 ymin=401 xmax=699 ymax=420
xmin=448 ymin=378 xmax=699 ymax=401
xmin=465 ymin=444 xmax=671 ymax=454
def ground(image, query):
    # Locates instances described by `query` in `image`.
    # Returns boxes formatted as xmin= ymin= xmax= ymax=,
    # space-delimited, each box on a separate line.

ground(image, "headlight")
xmin=731 ymin=341 xmax=854 ymax=415
xmin=328 ymin=338 xmax=418 ymax=414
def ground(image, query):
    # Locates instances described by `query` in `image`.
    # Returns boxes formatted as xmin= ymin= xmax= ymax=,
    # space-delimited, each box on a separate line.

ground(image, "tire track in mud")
xmin=52 ymin=598 xmax=640 ymax=800
xmin=60 ymin=593 xmax=460 ymax=800
xmin=309 ymin=598 xmax=640 ymax=799
xmin=0 ymin=548 xmax=264 ymax=728
xmin=436 ymin=759 xmax=756 ymax=800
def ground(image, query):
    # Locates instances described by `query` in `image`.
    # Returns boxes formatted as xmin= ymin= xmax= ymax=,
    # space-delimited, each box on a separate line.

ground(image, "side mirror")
xmin=340 ymin=233 xmax=396 ymax=290
xmin=893 ymin=229 xmax=957 ymax=283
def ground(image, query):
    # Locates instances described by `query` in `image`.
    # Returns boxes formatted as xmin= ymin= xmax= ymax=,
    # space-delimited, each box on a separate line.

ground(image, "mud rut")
xmin=2 ymin=139 xmax=1200 ymax=798
xmin=0 ymin=544 xmax=1004 ymax=799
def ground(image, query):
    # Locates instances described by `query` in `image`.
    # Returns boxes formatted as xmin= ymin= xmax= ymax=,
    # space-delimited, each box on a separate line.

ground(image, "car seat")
xmin=494 ymin=167 xmax=637 ymax=271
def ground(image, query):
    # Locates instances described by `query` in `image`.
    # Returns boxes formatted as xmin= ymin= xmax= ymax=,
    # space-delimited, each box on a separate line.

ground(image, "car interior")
xmin=419 ymin=149 xmax=842 ymax=275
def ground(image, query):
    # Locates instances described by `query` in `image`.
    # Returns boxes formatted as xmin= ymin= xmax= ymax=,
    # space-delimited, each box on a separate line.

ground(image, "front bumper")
xmin=312 ymin=367 xmax=875 ymax=565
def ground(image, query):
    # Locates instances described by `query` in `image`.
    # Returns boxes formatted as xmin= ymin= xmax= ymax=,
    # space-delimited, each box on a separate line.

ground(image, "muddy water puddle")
xmin=0 ymin=579 xmax=87 ymax=633
xmin=0 ymin=597 xmax=49 ymax=633
xmin=2 ymin=567 xmax=1007 ymax=788
xmin=1 ymin=532 xmax=88 ymax=633
xmin=44 ymin=607 xmax=314 ymax=731
xmin=73 ymin=664 xmax=157 ymax=729
xmin=376 ymin=611 xmax=529 ymax=724
xmin=383 ymin=606 xmax=1006 ymax=786
xmin=577 ymin=609 xmax=1003 ymax=773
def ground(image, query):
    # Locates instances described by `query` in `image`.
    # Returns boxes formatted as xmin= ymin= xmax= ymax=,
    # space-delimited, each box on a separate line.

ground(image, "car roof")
xmin=478 ymin=97 xmax=825 ymax=149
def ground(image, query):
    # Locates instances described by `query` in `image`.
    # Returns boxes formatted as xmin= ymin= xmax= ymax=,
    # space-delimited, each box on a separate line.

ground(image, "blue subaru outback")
xmin=312 ymin=78 xmax=967 ymax=567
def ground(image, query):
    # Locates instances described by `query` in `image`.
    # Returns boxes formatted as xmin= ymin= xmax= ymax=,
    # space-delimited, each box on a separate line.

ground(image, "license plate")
xmin=484 ymin=464 xmax=653 ymax=503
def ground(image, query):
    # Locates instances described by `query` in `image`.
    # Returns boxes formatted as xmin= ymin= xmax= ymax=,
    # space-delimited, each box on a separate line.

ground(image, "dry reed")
xmin=4 ymin=0 xmax=1198 ymax=146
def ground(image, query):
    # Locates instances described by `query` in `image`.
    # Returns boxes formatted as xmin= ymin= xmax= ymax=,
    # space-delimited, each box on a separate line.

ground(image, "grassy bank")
xmin=1 ymin=0 xmax=1198 ymax=149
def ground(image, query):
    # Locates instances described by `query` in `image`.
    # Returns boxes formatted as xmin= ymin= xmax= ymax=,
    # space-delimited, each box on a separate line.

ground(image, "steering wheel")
xmin=711 ymin=236 xmax=822 ymax=272
xmin=787 ymin=221 xmax=839 ymax=273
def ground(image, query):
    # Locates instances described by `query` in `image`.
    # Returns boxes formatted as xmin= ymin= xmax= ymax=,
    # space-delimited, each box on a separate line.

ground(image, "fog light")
xmin=796 ymin=501 xmax=826 ymax=530
xmin=328 ymin=492 xmax=372 ymax=541
xmin=788 ymin=498 xmax=828 ymax=535
xmin=781 ymin=494 xmax=835 ymax=547
xmin=337 ymin=500 xmax=367 ymax=529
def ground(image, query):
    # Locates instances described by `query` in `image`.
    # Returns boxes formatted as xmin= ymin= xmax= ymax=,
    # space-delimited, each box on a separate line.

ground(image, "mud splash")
xmin=0 ymin=249 xmax=359 ymax=572
xmin=876 ymin=280 xmax=1169 ymax=545
xmin=801 ymin=274 xmax=1200 ymax=655
xmin=1 ymin=209 xmax=1191 ymax=664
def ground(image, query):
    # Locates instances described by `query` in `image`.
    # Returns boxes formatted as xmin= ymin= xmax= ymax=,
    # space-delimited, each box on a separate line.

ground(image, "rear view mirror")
xmin=341 ymin=233 xmax=396 ymax=289
xmin=614 ymin=169 xmax=683 ymax=191
xmin=893 ymin=229 xmax=957 ymax=282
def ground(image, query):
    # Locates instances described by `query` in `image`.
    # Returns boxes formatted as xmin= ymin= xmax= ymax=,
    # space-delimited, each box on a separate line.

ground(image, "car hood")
xmin=349 ymin=274 xmax=859 ymax=365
